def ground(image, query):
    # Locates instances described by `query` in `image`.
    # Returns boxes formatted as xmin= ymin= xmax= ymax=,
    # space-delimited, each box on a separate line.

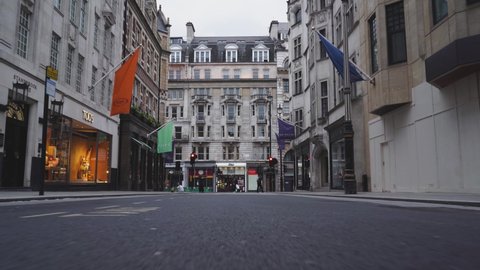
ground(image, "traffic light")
xmin=268 ymin=156 xmax=278 ymax=167
xmin=190 ymin=152 xmax=197 ymax=165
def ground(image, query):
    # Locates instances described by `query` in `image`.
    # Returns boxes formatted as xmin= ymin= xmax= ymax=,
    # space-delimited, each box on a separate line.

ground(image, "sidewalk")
xmin=0 ymin=190 xmax=162 ymax=203
xmin=1 ymin=190 xmax=480 ymax=207
xmin=289 ymin=191 xmax=480 ymax=207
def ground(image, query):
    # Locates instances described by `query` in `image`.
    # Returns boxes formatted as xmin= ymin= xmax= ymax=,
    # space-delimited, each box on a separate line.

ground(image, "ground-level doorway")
xmin=1 ymin=101 xmax=29 ymax=187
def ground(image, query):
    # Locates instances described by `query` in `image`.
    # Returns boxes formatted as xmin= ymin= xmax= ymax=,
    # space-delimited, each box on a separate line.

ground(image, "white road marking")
xmin=132 ymin=201 xmax=146 ymax=205
xmin=20 ymin=212 xmax=67 ymax=218
xmin=95 ymin=205 xmax=119 ymax=209
xmin=60 ymin=214 xmax=83 ymax=217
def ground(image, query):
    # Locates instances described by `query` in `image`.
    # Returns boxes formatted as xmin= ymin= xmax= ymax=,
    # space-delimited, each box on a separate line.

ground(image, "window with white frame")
xmin=315 ymin=29 xmax=327 ymax=60
xmin=168 ymin=89 xmax=184 ymax=100
xmin=258 ymin=103 xmax=266 ymax=121
xmin=226 ymin=103 xmax=235 ymax=121
xmin=252 ymin=44 xmax=269 ymax=62
xmin=65 ymin=46 xmax=74 ymax=85
xmin=294 ymin=109 xmax=303 ymax=134
xmin=294 ymin=36 xmax=301 ymax=59
xmin=222 ymin=69 xmax=230 ymax=79
xmin=205 ymin=69 xmax=211 ymax=79
xmin=294 ymin=70 xmax=302 ymax=95
xmin=174 ymin=126 xmax=182 ymax=139
xmin=225 ymin=44 xmax=238 ymax=62
xmin=100 ymin=72 xmax=106 ymax=105
xmin=93 ymin=14 xmax=99 ymax=49
xmin=80 ymin=0 xmax=87 ymax=33
xmin=76 ymin=54 xmax=84 ymax=93
xmin=16 ymin=6 xmax=30 ymax=59
xmin=90 ymin=66 xmax=96 ymax=101
xmin=198 ymin=125 xmax=205 ymax=138
xmin=320 ymin=81 xmax=328 ymax=118
xmin=193 ymin=69 xmax=200 ymax=79
xmin=263 ymin=69 xmax=270 ymax=79
xmin=175 ymin=147 xmax=182 ymax=160
xmin=194 ymin=44 xmax=211 ymax=63
xmin=69 ymin=0 xmax=77 ymax=24
xmin=345 ymin=0 xmax=354 ymax=33
xmin=50 ymin=33 xmax=60 ymax=69
xmin=195 ymin=146 xmax=209 ymax=160
xmin=227 ymin=125 xmax=235 ymax=137
xmin=107 ymin=79 xmax=112 ymax=108
xmin=234 ymin=69 xmax=240 ymax=79
xmin=223 ymin=145 xmax=239 ymax=160
xmin=258 ymin=125 xmax=266 ymax=137
xmin=170 ymin=45 xmax=182 ymax=62
xmin=335 ymin=9 xmax=342 ymax=45
xmin=252 ymin=69 xmax=259 ymax=79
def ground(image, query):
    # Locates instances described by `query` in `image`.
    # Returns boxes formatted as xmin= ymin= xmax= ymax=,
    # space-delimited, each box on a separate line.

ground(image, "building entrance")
xmin=1 ymin=101 xmax=29 ymax=187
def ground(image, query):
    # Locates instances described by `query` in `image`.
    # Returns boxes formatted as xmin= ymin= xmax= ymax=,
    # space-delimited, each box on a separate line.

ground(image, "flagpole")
xmin=146 ymin=119 xmax=174 ymax=138
xmin=88 ymin=44 xmax=143 ymax=92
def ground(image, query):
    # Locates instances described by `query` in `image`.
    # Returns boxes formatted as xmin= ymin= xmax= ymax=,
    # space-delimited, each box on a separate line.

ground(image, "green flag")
xmin=157 ymin=122 xmax=173 ymax=153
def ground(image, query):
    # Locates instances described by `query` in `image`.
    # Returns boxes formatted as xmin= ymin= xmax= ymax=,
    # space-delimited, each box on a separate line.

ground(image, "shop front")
xmin=216 ymin=162 xmax=246 ymax=192
xmin=44 ymin=111 xmax=113 ymax=188
xmin=187 ymin=163 xmax=215 ymax=192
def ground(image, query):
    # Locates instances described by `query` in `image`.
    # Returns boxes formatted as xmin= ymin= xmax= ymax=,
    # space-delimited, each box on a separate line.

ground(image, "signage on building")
xmin=46 ymin=79 xmax=56 ymax=97
xmin=13 ymin=75 xmax=37 ymax=91
xmin=82 ymin=110 xmax=94 ymax=123
xmin=46 ymin=66 xmax=58 ymax=81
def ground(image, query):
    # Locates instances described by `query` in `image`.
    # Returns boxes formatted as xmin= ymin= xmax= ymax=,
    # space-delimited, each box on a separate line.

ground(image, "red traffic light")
xmin=190 ymin=152 xmax=197 ymax=165
xmin=268 ymin=156 xmax=278 ymax=167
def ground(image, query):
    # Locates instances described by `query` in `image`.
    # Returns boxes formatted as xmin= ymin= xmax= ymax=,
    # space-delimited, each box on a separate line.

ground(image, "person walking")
xmin=257 ymin=176 xmax=263 ymax=192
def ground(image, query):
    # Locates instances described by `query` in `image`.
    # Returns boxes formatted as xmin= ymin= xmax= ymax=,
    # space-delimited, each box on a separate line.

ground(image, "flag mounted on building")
xmin=110 ymin=48 xmax=140 ymax=116
xmin=157 ymin=121 xmax=173 ymax=154
xmin=278 ymin=118 xmax=295 ymax=140
xmin=276 ymin=133 xmax=285 ymax=151
xmin=316 ymin=32 xmax=372 ymax=84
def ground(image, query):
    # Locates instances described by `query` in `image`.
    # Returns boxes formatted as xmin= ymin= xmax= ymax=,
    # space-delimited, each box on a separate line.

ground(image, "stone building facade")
xmin=166 ymin=22 xmax=283 ymax=192
xmin=0 ymin=0 xmax=124 ymax=189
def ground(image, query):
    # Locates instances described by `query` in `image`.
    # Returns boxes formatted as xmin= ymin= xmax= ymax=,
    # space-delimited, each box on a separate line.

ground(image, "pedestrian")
xmin=199 ymin=177 xmax=205 ymax=193
xmin=177 ymin=183 xmax=184 ymax=192
xmin=235 ymin=183 xmax=240 ymax=192
xmin=257 ymin=177 xmax=263 ymax=192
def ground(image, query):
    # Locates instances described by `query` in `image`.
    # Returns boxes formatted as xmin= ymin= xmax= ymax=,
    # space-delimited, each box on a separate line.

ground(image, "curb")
xmin=288 ymin=193 xmax=480 ymax=207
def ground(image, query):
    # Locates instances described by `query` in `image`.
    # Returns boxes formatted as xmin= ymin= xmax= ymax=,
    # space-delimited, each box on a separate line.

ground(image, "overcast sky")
xmin=156 ymin=0 xmax=288 ymax=37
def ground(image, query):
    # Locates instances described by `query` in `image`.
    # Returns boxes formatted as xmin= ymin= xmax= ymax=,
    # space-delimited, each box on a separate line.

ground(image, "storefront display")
xmin=45 ymin=116 xmax=111 ymax=185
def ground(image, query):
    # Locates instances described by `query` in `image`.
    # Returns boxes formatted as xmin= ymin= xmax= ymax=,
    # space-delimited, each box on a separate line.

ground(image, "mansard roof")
xmin=171 ymin=36 xmax=276 ymax=63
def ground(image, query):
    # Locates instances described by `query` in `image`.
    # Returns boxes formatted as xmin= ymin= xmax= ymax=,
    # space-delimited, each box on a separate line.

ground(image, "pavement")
xmin=1 ymin=189 xmax=480 ymax=207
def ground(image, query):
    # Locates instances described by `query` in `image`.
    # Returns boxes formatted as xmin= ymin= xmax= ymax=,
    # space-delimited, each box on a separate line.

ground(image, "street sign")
xmin=46 ymin=66 xmax=58 ymax=80
xmin=46 ymin=78 xmax=56 ymax=97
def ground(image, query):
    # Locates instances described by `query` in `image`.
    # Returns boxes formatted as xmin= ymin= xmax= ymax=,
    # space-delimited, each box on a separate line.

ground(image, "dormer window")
xmin=194 ymin=44 xmax=211 ymax=63
xmin=225 ymin=44 xmax=238 ymax=62
xmin=170 ymin=44 xmax=182 ymax=63
xmin=252 ymin=44 xmax=269 ymax=62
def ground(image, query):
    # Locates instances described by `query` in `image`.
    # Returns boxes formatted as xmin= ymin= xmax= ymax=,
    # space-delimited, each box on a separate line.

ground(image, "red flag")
xmin=110 ymin=49 xmax=140 ymax=116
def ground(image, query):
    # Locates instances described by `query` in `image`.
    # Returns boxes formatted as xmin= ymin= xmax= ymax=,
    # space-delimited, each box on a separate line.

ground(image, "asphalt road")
xmin=1 ymin=193 xmax=479 ymax=270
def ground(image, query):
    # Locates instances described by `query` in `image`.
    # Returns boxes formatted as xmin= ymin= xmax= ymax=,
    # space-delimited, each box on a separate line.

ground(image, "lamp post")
xmin=341 ymin=0 xmax=356 ymax=194
xmin=268 ymin=95 xmax=274 ymax=192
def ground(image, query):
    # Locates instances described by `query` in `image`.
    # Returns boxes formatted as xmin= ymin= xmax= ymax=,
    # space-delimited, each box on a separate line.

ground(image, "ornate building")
xmin=166 ymin=22 xmax=283 ymax=192
xmin=117 ymin=0 xmax=170 ymax=191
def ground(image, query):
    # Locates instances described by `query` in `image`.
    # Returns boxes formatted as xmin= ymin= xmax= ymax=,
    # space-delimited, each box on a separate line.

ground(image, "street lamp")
xmin=267 ymin=95 xmax=274 ymax=191
xmin=341 ymin=0 xmax=356 ymax=194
